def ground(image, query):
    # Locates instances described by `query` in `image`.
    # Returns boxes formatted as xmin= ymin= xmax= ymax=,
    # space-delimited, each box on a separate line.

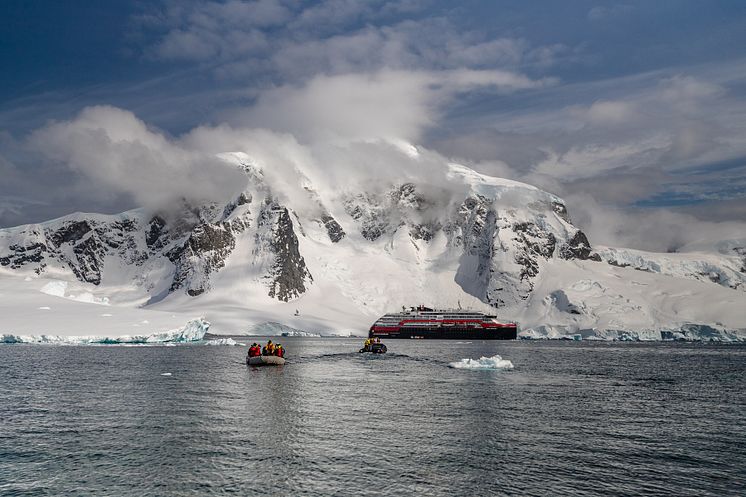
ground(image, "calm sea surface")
xmin=1 ymin=339 xmax=745 ymax=496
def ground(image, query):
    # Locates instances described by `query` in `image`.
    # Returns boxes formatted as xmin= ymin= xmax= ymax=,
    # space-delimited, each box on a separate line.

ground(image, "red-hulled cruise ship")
xmin=368 ymin=306 xmax=517 ymax=340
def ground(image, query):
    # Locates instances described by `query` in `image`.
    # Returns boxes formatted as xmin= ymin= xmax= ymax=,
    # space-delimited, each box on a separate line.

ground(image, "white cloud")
xmin=532 ymin=136 xmax=670 ymax=179
xmin=659 ymin=75 xmax=724 ymax=102
xmin=564 ymin=191 xmax=746 ymax=253
xmin=225 ymin=69 xmax=549 ymax=144
xmin=29 ymin=106 xmax=248 ymax=211
xmin=137 ymin=1 xmax=567 ymax=80
xmin=585 ymin=100 xmax=636 ymax=124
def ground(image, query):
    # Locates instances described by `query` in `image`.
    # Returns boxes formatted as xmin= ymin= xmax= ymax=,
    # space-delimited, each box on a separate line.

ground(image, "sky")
xmin=1 ymin=0 xmax=745 ymax=251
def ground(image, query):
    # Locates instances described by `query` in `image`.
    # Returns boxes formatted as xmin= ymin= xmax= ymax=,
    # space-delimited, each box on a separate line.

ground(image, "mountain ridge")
xmin=1 ymin=157 xmax=745 ymax=341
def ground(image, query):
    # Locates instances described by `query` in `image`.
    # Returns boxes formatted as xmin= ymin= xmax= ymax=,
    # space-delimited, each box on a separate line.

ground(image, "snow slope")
xmin=517 ymin=259 xmax=746 ymax=341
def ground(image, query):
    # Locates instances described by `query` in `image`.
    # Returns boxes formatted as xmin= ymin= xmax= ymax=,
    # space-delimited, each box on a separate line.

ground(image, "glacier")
xmin=1 ymin=318 xmax=210 ymax=344
xmin=2 ymin=146 xmax=746 ymax=342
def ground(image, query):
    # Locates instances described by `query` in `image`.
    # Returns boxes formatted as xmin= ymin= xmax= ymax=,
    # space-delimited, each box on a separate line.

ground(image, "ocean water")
xmin=1 ymin=339 xmax=744 ymax=496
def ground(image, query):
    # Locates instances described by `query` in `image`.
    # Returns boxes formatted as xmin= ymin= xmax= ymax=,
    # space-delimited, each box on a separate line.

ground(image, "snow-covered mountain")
xmin=2 ymin=151 xmax=745 ymax=341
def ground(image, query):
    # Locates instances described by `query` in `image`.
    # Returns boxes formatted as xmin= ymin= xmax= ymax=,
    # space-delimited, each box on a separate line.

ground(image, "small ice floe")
xmin=160 ymin=373 xmax=172 ymax=376
xmin=449 ymin=354 xmax=514 ymax=370
xmin=38 ymin=306 xmax=51 ymax=310
xmin=101 ymin=313 xmax=113 ymax=317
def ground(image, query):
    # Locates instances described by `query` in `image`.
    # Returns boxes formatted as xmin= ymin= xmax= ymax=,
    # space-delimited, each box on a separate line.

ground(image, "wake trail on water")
xmin=448 ymin=354 xmax=514 ymax=370
xmin=283 ymin=351 xmax=417 ymax=365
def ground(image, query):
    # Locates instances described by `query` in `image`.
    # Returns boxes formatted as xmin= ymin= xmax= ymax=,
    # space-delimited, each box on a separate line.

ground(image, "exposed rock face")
xmin=0 ymin=192 xmax=255 ymax=298
xmin=391 ymin=182 xmax=423 ymax=209
xmin=70 ymin=235 xmax=106 ymax=285
xmin=47 ymin=220 xmax=92 ymax=246
xmin=1 ymin=217 xmax=148 ymax=284
xmin=269 ymin=207 xmax=312 ymax=301
xmin=552 ymin=201 xmax=571 ymax=223
xmin=447 ymin=196 xmax=494 ymax=250
xmin=256 ymin=201 xmax=312 ymax=301
xmin=343 ymin=183 xmax=426 ymax=242
xmin=410 ymin=221 xmax=440 ymax=241
xmin=165 ymin=197 xmax=253 ymax=296
xmin=344 ymin=193 xmax=389 ymax=241
xmin=146 ymin=216 xmax=167 ymax=248
xmin=512 ymin=221 xmax=557 ymax=284
xmin=320 ymin=214 xmax=345 ymax=243
xmin=0 ymin=229 xmax=47 ymax=271
xmin=448 ymin=196 xmax=497 ymax=302
xmin=169 ymin=222 xmax=238 ymax=296
xmin=559 ymin=230 xmax=592 ymax=260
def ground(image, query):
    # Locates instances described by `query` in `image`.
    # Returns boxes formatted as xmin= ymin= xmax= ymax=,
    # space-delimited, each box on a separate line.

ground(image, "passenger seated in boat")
xmin=262 ymin=340 xmax=275 ymax=356
xmin=274 ymin=344 xmax=284 ymax=358
xmin=248 ymin=343 xmax=261 ymax=357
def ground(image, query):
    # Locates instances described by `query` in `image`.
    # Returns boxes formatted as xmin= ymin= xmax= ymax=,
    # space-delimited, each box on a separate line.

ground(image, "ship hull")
xmin=369 ymin=326 xmax=517 ymax=340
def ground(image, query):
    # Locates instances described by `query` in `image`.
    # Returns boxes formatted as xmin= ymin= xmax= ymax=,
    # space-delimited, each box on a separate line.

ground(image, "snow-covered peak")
xmin=389 ymin=139 xmax=420 ymax=158
xmin=445 ymin=162 xmax=562 ymax=208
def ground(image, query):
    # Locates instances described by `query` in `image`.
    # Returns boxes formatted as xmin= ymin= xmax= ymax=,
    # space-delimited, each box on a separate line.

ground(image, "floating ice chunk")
xmin=160 ymin=373 xmax=172 ymax=376
xmin=38 ymin=306 xmax=51 ymax=310
xmin=449 ymin=354 xmax=514 ymax=370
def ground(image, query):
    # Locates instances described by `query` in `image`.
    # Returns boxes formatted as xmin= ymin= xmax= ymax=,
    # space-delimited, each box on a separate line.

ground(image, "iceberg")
xmin=449 ymin=354 xmax=514 ymax=370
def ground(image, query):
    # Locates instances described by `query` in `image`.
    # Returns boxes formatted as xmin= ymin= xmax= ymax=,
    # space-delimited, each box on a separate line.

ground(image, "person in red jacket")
xmin=248 ymin=343 xmax=260 ymax=357
xmin=274 ymin=344 xmax=284 ymax=358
